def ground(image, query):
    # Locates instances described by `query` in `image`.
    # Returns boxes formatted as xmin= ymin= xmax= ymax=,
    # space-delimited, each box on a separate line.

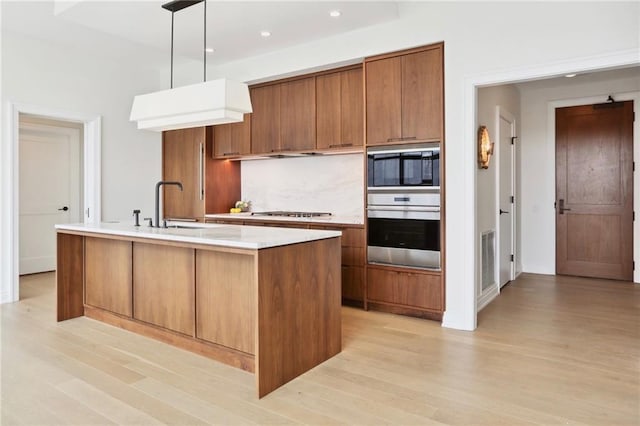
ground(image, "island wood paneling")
xmin=133 ymin=243 xmax=195 ymax=336
xmin=196 ymin=250 xmax=257 ymax=354
xmin=56 ymin=232 xmax=84 ymax=321
xmin=56 ymin=229 xmax=342 ymax=398
xmin=256 ymin=237 xmax=342 ymax=397
xmin=85 ymin=237 xmax=132 ymax=317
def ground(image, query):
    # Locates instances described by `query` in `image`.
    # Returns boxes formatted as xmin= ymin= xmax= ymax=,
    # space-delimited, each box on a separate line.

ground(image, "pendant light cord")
xmin=164 ymin=0 xmax=207 ymax=89
xmin=170 ymin=11 xmax=174 ymax=89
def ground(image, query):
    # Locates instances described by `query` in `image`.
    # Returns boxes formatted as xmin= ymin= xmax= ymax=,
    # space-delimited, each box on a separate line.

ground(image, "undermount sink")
xmin=167 ymin=225 xmax=206 ymax=230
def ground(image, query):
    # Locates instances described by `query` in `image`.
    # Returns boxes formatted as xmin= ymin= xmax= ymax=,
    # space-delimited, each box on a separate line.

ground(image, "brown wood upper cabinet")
xmin=365 ymin=44 xmax=443 ymax=146
xmin=250 ymin=77 xmax=316 ymax=154
xmin=213 ymin=115 xmax=251 ymax=158
xmin=316 ymin=67 xmax=363 ymax=150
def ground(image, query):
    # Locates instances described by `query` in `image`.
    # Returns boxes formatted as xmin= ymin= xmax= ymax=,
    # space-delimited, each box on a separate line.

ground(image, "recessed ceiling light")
xmin=205 ymin=47 xmax=214 ymax=53
xmin=260 ymin=31 xmax=271 ymax=38
xmin=329 ymin=10 xmax=341 ymax=17
xmin=565 ymin=73 xmax=577 ymax=78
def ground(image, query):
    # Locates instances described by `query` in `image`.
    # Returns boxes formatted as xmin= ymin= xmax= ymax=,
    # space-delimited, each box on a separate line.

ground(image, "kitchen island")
xmin=56 ymin=222 xmax=342 ymax=397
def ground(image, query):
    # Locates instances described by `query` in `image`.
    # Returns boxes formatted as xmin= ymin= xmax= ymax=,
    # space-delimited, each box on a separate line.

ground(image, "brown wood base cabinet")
xmin=207 ymin=218 xmax=366 ymax=306
xmin=133 ymin=243 xmax=195 ymax=336
xmin=56 ymin=230 xmax=341 ymax=398
xmin=366 ymin=265 xmax=443 ymax=320
xmin=85 ymin=237 xmax=132 ymax=317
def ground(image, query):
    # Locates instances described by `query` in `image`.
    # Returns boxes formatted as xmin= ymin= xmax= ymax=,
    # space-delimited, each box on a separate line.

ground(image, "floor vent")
xmin=481 ymin=230 xmax=496 ymax=291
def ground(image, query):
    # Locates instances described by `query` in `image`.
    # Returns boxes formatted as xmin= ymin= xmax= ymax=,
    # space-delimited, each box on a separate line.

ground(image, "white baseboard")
xmin=477 ymin=285 xmax=500 ymax=312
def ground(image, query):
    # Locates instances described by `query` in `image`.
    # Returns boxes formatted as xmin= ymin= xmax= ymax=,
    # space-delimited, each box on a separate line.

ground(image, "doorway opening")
xmin=472 ymin=69 xmax=639 ymax=322
xmin=555 ymin=100 xmax=634 ymax=280
xmin=19 ymin=114 xmax=83 ymax=275
xmin=2 ymin=103 xmax=102 ymax=304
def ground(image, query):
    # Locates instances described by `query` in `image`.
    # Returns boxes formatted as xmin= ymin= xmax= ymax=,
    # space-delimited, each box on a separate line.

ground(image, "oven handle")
xmin=367 ymin=206 xmax=440 ymax=220
xmin=367 ymin=205 xmax=440 ymax=213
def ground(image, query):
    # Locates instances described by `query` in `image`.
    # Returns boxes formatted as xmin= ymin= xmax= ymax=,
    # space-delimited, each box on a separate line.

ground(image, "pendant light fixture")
xmin=130 ymin=0 xmax=252 ymax=132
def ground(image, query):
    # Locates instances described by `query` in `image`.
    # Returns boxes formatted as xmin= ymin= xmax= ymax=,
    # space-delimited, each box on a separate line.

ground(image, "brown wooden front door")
xmin=556 ymin=100 xmax=634 ymax=280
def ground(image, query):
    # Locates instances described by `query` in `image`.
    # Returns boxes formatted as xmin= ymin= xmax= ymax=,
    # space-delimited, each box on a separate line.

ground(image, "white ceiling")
xmin=2 ymin=1 xmax=400 ymax=70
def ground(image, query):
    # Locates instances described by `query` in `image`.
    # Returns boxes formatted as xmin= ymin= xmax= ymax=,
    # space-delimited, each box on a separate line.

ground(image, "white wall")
xmin=210 ymin=2 xmax=639 ymax=330
xmin=1 ymin=31 xmax=163 ymax=302
xmin=241 ymin=154 xmax=364 ymax=220
xmin=2 ymin=32 xmax=163 ymax=220
xmin=518 ymin=69 xmax=640 ymax=277
xmin=476 ymin=85 xmax=521 ymax=298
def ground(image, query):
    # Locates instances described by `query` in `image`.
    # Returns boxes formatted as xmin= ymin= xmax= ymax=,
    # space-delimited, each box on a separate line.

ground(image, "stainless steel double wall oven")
xmin=366 ymin=144 xmax=441 ymax=270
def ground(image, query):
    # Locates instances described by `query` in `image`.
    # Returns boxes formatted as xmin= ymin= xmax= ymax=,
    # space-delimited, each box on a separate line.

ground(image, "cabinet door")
xmin=213 ymin=115 xmax=251 ymax=158
xmin=365 ymin=56 xmax=402 ymax=145
xmin=402 ymin=47 xmax=443 ymax=142
xmin=251 ymin=85 xmax=280 ymax=154
xmin=196 ymin=250 xmax=256 ymax=354
xmin=317 ymin=68 xmax=364 ymax=150
xmin=85 ymin=237 xmax=132 ymax=317
xmin=280 ymin=77 xmax=316 ymax=151
xmin=163 ymin=128 xmax=205 ymax=219
xmin=367 ymin=268 xmax=442 ymax=311
xmin=133 ymin=243 xmax=195 ymax=336
xmin=316 ymin=72 xmax=341 ymax=150
xmin=342 ymin=266 xmax=364 ymax=302
xmin=341 ymin=67 xmax=364 ymax=148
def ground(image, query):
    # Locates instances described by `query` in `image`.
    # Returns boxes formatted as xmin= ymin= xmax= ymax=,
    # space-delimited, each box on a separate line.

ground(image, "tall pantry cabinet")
xmin=364 ymin=42 xmax=445 ymax=321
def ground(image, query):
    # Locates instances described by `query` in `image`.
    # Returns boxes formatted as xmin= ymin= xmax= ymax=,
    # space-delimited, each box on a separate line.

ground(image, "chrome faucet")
xmin=154 ymin=181 xmax=183 ymax=228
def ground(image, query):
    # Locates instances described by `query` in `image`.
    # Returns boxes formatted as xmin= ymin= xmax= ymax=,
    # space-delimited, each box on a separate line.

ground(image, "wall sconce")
xmin=478 ymin=125 xmax=494 ymax=169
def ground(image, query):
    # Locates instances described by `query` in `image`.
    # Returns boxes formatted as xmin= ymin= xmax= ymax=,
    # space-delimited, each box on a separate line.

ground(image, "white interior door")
xmin=498 ymin=110 xmax=516 ymax=287
xmin=19 ymin=123 xmax=81 ymax=275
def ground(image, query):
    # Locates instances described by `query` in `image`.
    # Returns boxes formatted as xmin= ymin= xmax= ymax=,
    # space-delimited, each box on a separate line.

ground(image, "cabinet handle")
xmin=223 ymin=151 xmax=240 ymax=156
xmin=199 ymin=143 xmax=204 ymax=201
xmin=329 ymin=143 xmax=354 ymax=148
xmin=386 ymin=136 xmax=417 ymax=142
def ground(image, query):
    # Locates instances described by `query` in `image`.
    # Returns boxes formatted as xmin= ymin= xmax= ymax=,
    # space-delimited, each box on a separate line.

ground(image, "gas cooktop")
xmin=251 ymin=211 xmax=332 ymax=218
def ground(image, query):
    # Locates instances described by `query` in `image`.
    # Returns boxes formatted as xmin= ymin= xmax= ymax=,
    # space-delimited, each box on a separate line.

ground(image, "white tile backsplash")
xmin=241 ymin=154 xmax=364 ymax=219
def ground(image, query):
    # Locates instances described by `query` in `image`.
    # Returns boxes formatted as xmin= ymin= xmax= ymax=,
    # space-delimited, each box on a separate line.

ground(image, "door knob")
xmin=557 ymin=199 xmax=571 ymax=215
xmin=499 ymin=209 xmax=509 ymax=215
xmin=58 ymin=206 xmax=69 ymax=211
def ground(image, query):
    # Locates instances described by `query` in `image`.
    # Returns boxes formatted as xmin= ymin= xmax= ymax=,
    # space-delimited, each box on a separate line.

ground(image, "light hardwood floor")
xmin=2 ymin=272 xmax=638 ymax=425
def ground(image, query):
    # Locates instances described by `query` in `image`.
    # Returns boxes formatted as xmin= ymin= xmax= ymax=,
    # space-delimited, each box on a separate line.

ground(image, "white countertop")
xmin=55 ymin=221 xmax=342 ymax=250
xmin=205 ymin=212 xmax=364 ymax=226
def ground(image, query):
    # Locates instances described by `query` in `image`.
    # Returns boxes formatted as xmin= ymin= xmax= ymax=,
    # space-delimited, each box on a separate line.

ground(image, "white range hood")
xmin=130 ymin=78 xmax=252 ymax=132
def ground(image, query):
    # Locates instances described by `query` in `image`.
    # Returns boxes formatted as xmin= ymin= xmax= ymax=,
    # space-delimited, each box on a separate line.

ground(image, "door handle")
xmin=499 ymin=209 xmax=509 ymax=215
xmin=58 ymin=206 xmax=69 ymax=211
xmin=558 ymin=199 xmax=571 ymax=215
